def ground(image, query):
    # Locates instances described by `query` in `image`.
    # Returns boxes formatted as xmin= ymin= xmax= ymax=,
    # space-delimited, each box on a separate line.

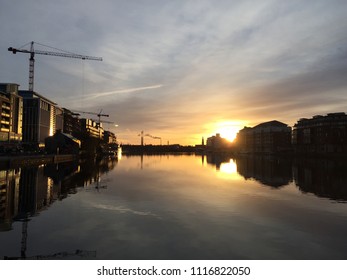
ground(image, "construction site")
xmin=1 ymin=41 xmax=118 ymax=158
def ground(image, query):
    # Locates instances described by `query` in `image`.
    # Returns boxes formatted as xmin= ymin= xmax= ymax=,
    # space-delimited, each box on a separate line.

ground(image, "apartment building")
xmin=19 ymin=90 xmax=63 ymax=146
xmin=292 ymin=113 xmax=347 ymax=154
xmin=0 ymin=83 xmax=23 ymax=142
xmin=236 ymin=120 xmax=292 ymax=154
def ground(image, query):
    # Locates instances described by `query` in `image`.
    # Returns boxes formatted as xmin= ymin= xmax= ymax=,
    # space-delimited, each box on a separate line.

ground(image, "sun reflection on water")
xmin=217 ymin=159 xmax=242 ymax=180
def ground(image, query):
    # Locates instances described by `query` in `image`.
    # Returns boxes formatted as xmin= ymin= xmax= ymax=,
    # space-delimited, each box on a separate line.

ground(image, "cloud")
xmin=1 ymin=0 xmax=347 ymax=144
xmin=84 ymin=84 xmax=163 ymax=100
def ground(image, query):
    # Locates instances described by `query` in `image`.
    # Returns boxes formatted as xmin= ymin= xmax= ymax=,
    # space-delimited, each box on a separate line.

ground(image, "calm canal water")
xmin=1 ymin=153 xmax=347 ymax=259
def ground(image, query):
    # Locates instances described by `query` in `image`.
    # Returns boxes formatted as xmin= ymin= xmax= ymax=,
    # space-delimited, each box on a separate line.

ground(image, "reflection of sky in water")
xmin=1 ymin=155 xmax=347 ymax=260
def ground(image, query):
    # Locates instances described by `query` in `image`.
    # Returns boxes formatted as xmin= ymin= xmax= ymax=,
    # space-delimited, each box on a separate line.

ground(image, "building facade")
xmin=292 ymin=113 xmax=347 ymax=154
xmin=62 ymin=108 xmax=81 ymax=138
xmin=236 ymin=120 xmax=292 ymax=154
xmin=19 ymin=90 xmax=63 ymax=146
xmin=80 ymin=118 xmax=104 ymax=139
xmin=0 ymin=93 xmax=11 ymax=142
xmin=0 ymin=83 xmax=23 ymax=142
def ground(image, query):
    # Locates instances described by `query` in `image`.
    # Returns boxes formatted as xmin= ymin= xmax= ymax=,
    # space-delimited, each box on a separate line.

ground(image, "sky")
xmin=1 ymin=0 xmax=347 ymax=145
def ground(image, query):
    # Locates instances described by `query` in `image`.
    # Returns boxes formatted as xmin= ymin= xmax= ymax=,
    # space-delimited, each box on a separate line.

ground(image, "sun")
xmin=219 ymin=126 xmax=239 ymax=142
xmin=213 ymin=121 xmax=243 ymax=142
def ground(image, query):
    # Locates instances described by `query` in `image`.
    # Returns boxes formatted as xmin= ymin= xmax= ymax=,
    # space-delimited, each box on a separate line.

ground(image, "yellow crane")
xmin=8 ymin=41 xmax=102 ymax=91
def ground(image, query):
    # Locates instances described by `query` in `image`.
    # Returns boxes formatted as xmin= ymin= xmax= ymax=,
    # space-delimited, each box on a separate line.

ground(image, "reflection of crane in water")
xmin=4 ymin=217 xmax=96 ymax=259
xmin=94 ymin=177 xmax=108 ymax=191
xmin=4 ymin=248 xmax=96 ymax=260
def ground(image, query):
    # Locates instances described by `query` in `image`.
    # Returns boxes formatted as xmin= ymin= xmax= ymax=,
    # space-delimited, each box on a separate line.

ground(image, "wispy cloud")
xmin=86 ymin=84 xmax=163 ymax=99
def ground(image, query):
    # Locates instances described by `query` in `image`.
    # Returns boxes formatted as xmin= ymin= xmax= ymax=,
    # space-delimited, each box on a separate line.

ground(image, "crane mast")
xmin=8 ymin=41 xmax=102 ymax=91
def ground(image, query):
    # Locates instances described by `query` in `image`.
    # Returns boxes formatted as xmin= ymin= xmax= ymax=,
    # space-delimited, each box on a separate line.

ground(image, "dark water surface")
xmin=1 ymin=154 xmax=347 ymax=259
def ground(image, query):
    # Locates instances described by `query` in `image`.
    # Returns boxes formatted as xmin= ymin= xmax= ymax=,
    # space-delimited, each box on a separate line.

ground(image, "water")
xmin=1 ymin=154 xmax=347 ymax=259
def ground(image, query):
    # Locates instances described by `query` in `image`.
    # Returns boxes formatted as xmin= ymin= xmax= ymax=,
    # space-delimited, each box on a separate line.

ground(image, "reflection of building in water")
xmin=236 ymin=121 xmax=292 ymax=154
xmin=0 ymin=166 xmax=63 ymax=233
xmin=44 ymin=162 xmax=80 ymax=199
xmin=17 ymin=166 xmax=56 ymax=217
xmin=292 ymin=113 xmax=347 ymax=154
xmin=235 ymin=156 xmax=292 ymax=188
xmin=206 ymin=153 xmax=232 ymax=170
xmin=1 ymin=158 xmax=116 ymax=259
xmin=293 ymin=159 xmax=347 ymax=201
xmin=0 ymin=169 xmax=20 ymax=231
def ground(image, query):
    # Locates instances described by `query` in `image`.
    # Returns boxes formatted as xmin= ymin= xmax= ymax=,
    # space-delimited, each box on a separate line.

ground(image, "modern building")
xmin=0 ymin=92 xmax=11 ymax=142
xmin=236 ymin=120 xmax=292 ymax=154
xmin=18 ymin=90 xmax=63 ymax=147
xmin=80 ymin=118 xmax=104 ymax=139
xmin=292 ymin=113 xmax=347 ymax=154
xmin=0 ymin=83 xmax=23 ymax=142
xmin=62 ymin=108 xmax=81 ymax=138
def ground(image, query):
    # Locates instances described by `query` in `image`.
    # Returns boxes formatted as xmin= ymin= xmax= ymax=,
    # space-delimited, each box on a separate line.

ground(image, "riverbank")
xmin=0 ymin=154 xmax=78 ymax=169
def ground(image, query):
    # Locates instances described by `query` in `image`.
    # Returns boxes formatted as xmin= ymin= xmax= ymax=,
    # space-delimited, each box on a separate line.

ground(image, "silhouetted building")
xmin=235 ymin=126 xmax=253 ymax=153
xmin=19 ymin=90 xmax=63 ymax=147
xmin=292 ymin=113 xmax=347 ymax=154
xmin=236 ymin=120 xmax=291 ymax=154
xmin=206 ymin=133 xmax=230 ymax=150
xmin=0 ymin=83 xmax=23 ymax=142
xmin=104 ymin=130 xmax=117 ymax=144
xmin=45 ymin=129 xmax=80 ymax=154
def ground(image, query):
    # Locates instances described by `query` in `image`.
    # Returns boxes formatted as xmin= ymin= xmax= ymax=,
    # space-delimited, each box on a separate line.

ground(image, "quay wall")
xmin=0 ymin=154 xmax=78 ymax=169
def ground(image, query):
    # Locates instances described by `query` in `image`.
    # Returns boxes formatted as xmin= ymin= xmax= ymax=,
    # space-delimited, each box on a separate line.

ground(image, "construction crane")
xmin=72 ymin=109 xmax=109 ymax=125
xmin=138 ymin=131 xmax=162 ymax=145
xmin=8 ymin=41 xmax=102 ymax=91
xmin=90 ymin=119 xmax=114 ymax=125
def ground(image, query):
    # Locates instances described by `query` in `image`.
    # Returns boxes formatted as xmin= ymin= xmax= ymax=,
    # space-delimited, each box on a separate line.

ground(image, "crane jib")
xmin=8 ymin=42 xmax=102 ymax=91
